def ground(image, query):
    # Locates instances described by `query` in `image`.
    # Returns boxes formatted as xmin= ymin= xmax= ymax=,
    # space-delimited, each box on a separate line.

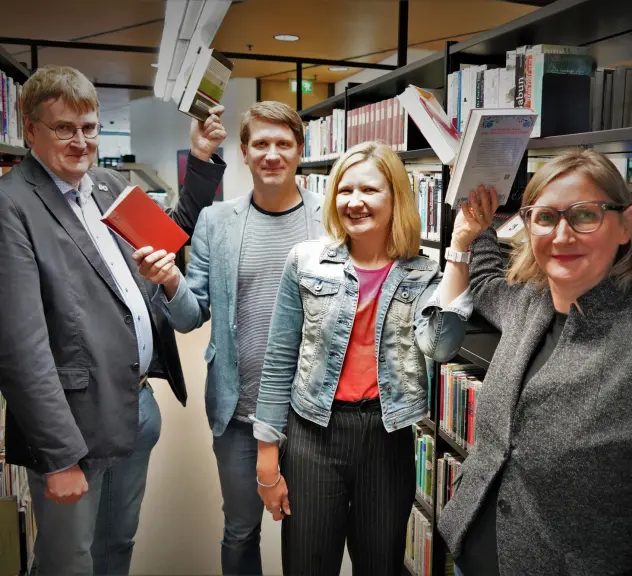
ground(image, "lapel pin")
xmin=98 ymin=183 xmax=108 ymax=191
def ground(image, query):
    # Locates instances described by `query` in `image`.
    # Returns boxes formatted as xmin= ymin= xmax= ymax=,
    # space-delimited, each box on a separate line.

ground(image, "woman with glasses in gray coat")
xmin=440 ymin=148 xmax=632 ymax=576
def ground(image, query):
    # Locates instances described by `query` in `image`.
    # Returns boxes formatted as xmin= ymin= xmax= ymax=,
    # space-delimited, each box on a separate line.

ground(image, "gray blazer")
xmin=0 ymin=152 xmax=225 ymax=473
xmin=160 ymin=187 xmax=324 ymax=437
xmin=438 ymin=229 xmax=632 ymax=576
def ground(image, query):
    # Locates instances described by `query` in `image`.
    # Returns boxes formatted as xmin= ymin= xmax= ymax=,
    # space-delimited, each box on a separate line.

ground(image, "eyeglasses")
xmin=39 ymin=120 xmax=102 ymax=140
xmin=519 ymin=201 xmax=627 ymax=236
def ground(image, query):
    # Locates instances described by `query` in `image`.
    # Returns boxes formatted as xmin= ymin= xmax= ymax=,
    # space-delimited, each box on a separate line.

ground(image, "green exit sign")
xmin=290 ymin=79 xmax=313 ymax=93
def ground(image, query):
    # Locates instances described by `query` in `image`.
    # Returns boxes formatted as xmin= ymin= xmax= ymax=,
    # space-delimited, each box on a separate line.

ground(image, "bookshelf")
xmin=0 ymin=142 xmax=27 ymax=156
xmin=300 ymin=1 xmax=632 ymax=574
xmin=0 ymin=44 xmax=28 ymax=157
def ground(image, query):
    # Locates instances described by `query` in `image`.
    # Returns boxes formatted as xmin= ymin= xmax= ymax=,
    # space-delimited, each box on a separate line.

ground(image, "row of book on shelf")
xmin=299 ymin=42 xmax=619 ymax=214
xmin=302 ymin=109 xmax=345 ymax=162
xmin=444 ymin=44 xmax=594 ymax=138
xmin=0 ymin=393 xmax=36 ymax=576
xmin=0 ymin=71 xmax=24 ymax=148
xmin=301 ymin=96 xmax=411 ymax=163
xmin=407 ymin=169 xmax=443 ymax=243
xmin=301 ymin=43 xmax=602 ymax=163
xmin=406 ymin=503 xmax=433 ymax=576
xmin=440 ymin=363 xmax=484 ymax=451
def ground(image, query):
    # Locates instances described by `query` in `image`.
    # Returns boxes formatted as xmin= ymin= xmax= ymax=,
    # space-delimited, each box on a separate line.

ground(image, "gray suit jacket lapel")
xmin=22 ymin=155 xmax=126 ymax=305
xmin=298 ymin=186 xmax=323 ymax=239
xmin=90 ymin=175 xmax=157 ymax=323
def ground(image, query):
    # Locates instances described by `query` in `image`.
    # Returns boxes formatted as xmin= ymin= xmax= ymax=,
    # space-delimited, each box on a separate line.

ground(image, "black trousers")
xmin=281 ymin=400 xmax=415 ymax=576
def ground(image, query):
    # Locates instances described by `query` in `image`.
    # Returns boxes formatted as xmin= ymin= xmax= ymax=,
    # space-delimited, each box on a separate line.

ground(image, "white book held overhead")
xmin=446 ymin=108 xmax=537 ymax=208
xmin=178 ymin=47 xmax=234 ymax=121
xmin=397 ymin=85 xmax=461 ymax=165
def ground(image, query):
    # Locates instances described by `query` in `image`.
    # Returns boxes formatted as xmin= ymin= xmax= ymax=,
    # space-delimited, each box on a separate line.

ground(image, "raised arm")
xmin=167 ymin=152 xmax=226 ymax=237
xmin=167 ymin=110 xmax=227 ymax=236
xmin=448 ymin=185 xmax=521 ymax=331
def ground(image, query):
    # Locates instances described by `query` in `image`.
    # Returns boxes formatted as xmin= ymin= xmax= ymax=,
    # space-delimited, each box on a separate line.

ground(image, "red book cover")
xmin=101 ymin=185 xmax=189 ymax=254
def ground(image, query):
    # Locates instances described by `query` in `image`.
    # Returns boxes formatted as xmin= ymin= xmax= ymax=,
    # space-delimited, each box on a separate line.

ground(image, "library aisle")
xmin=132 ymin=325 xmax=353 ymax=575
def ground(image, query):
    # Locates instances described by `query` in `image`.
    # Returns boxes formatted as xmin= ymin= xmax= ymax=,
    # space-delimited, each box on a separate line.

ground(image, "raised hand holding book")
xmin=178 ymin=47 xmax=234 ymax=122
xmin=101 ymin=185 xmax=189 ymax=254
xmin=398 ymin=84 xmax=537 ymax=208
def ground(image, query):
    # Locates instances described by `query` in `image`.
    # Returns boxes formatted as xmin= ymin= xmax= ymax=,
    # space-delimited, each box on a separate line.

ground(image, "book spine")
xmin=525 ymin=48 xmax=534 ymax=109
xmin=531 ymin=53 xmax=544 ymax=137
xmin=456 ymin=71 xmax=462 ymax=133
xmin=515 ymin=46 xmax=528 ymax=107
xmin=476 ymin=70 xmax=484 ymax=108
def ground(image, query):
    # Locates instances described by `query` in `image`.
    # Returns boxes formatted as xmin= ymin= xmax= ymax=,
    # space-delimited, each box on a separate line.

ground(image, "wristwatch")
xmin=445 ymin=247 xmax=472 ymax=264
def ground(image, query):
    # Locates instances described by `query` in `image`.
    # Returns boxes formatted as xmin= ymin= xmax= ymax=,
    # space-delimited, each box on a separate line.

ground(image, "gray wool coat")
xmin=438 ymin=229 xmax=632 ymax=576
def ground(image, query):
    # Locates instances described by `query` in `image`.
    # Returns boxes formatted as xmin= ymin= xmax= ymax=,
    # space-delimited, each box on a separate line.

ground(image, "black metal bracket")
xmin=398 ymin=0 xmax=409 ymax=68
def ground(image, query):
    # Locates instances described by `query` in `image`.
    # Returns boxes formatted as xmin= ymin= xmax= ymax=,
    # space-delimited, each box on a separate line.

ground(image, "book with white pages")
xmin=445 ymin=108 xmax=537 ymax=209
xmin=178 ymin=47 xmax=234 ymax=121
xmin=397 ymin=85 xmax=461 ymax=165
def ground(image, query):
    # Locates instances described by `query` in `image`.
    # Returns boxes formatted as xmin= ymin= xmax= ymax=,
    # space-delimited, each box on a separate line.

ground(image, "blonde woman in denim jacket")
xmin=252 ymin=142 xmax=477 ymax=576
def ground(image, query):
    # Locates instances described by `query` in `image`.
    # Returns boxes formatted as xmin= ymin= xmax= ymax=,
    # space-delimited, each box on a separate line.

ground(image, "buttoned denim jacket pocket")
xmin=299 ymin=275 xmax=341 ymax=319
xmin=391 ymin=283 xmax=424 ymax=325
xmin=296 ymin=275 xmax=342 ymax=400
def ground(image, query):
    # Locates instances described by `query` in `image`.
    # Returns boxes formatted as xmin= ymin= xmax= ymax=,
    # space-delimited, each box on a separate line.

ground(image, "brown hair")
xmin=323 ymin=141 xmax=421 ymax=260
xmin=21 ymin=66 xmax=99 ymax=122
xmin=507 ymin=148 xmax=632 ymax=291
xmin=239 ymin=101 xmax=304 ymax=147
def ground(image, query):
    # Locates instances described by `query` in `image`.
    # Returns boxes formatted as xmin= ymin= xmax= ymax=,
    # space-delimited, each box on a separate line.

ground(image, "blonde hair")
xmin=239 ymin=101 xmax=304 ymax=147
xmin=507 ymin=148 xmax=632 ymax=291
xmin=22 ymin=66 xmax=99 ymax=122
xmin=323 ymin=141 xmax=421 ymax=260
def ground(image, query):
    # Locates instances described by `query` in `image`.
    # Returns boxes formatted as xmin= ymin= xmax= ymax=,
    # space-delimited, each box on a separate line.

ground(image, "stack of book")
xmin=592 ymin=66 xmax=632 ymax=131
xmin=405 ymin=504 xmax=432 ymax=576
xmin=408 ymin=168 xmax=443 ymax=242
xmin=414 ymin=424 xmax=434 ymax=506
xmin=440 ymin=363 xmax=485 ymax=451
xmin=1 ymin=71 xmax=24 ymax=148
xmin=0 ymin=393 xmax=36 ymax=575
xmin=295 ymin=173 xmax=328 ymax=196
xmin=302 ymin=110 xmax=345 ymax=162
xmin=346 ymin=97 xmax=412 ymax=151
xmin=436 ymin=452 xmax=465 ymax=516
xmin=446 ymin=44 xmax=594 ymax=138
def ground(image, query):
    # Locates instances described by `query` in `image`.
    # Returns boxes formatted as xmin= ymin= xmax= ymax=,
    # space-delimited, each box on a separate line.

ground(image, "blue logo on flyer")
xmin=482 ymin=118 xmax=497 ymax=129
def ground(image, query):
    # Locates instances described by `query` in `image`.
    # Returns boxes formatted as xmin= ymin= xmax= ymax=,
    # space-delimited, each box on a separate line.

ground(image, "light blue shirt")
xmin=33 ymin=153 xmax=153 ymax=376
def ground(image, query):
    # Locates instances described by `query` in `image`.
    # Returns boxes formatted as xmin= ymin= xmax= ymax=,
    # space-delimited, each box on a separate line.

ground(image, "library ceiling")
xmin=0 ymin=0 xmax=535 ymax=127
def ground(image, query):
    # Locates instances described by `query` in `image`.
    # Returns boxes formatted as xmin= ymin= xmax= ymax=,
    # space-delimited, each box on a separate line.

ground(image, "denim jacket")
xmin=252 ymin=239 xmax=472 ymax=445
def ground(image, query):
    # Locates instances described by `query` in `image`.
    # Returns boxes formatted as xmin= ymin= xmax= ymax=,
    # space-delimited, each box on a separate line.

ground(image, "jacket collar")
xmin=568 ymin=276 xmax=626 ymax=319
xmin=232 ymin=185 xmax=322 ymax=216
xmin=319 ymin=240 xmax=430 ymax=271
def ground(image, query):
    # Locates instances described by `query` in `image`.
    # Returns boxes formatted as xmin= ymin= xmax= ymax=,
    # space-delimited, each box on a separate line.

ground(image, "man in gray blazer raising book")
xmin=0 ymin=65 xmax=226 ymax=575
xmin=134 ymin=101 xmax=324 ymax=576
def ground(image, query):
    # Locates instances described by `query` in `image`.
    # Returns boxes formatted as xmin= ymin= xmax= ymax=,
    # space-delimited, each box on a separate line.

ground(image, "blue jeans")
xmin=28 ymin=385 xmax=161 ymax=576
xmin=455 ymin=564 xmax=464 ymax=576
xmin=213 ymin=418 xmax=264 ymax=576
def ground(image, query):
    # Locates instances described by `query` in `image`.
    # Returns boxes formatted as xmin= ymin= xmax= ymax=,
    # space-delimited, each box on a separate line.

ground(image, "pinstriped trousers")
xmin=281 ymin=400 xmax=415 ymax=576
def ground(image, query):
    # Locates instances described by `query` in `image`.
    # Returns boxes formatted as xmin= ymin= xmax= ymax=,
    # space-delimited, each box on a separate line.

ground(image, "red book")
xmin=101 ymin=185 xmax=189 ymax=254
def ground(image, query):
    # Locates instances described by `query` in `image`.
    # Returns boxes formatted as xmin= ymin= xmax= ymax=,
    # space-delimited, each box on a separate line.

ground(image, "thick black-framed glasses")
xmin=519 ymin=201 xmax=627 ymax=236
xmin=39 ymin=120 xmax=102 ymax=140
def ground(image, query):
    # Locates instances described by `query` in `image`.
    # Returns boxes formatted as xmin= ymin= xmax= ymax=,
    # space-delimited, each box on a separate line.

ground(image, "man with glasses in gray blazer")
xmin=0 ymin=65 xmax=226 ymax=575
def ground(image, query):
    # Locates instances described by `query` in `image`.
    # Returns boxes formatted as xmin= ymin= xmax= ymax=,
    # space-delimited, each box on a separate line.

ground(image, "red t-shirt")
xmin=335 ymin=262 xmax=394 ymax=401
